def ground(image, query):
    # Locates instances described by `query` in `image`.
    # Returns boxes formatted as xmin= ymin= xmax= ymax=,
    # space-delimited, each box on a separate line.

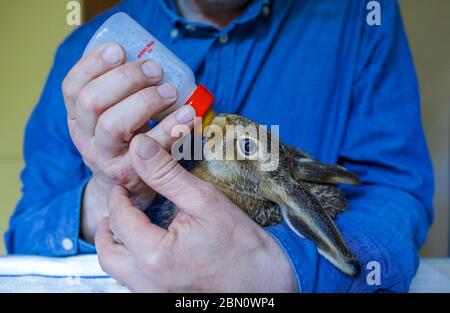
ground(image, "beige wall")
xmin=0 ymin=1 xmax=76 ymax=254
xmin=0 ymin=1 xmax=449 ymax=256
xmin=400 ymin=0 xmax=450 ymax=257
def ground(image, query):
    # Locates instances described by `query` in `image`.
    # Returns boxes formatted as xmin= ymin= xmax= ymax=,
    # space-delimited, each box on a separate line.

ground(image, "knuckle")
xmin=159 ymin=116 xmax=177 ymax=138
xmin=88 ymin=53 xmax=105 ymax=71
xmin=149 ymin=156 xmax=183 ymax=189
xmin=111 ymin=170 xmax=128 ymax=184
xmin=78 ymin=89 xmax=100 ymax=114
xmin=139 ymin=87 xmax=160 ymax=108
xmin=106 ymin=165 xmax=132 ymax=184
xmin=97 ymin=114 xmax=118 ymax=137
xmin=62 ymin=77 xmax=76 ymax=102
xmin=139 ymin=87 xmax=169 ymax=118
xmin=116 ymin=63 xmax=139 ymax=86
xmin=69 ymin=124 xmax=85 ymax=152
xmin=139 ymin=250 xmax=165 ymax=274
xmin=82 ymin=52 xmax=109 ymax=79
xmin=81 ymin=153 xmax=95 ymax=168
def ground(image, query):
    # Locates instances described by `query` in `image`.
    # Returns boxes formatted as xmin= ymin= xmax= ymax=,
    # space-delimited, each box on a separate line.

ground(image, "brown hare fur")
xmin=159 ymin=114 xmax=361 ymax=277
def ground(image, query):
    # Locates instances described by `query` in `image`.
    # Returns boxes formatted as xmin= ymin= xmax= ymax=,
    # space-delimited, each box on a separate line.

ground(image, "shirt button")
xmin=170 ymin=28 xmax=179 ymax=38
xmin=218 ymin=34 xmax=229 ymax=44
xmin=261 ymin=5 xmax=271 ymax=18
xmin=185 ymin=24 xmax=197 ymax=31
xmin=62 ymin=238 xmax=74 ymax=251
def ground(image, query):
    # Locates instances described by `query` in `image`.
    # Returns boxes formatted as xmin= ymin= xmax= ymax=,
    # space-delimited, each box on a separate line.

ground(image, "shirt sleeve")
xmin=3 ymin=5 xmax=126 ymax=256
xmin=4 ymin=38 xmax=96 ymax=256
xmin=266 ymin=0 xmax=433 ymax=292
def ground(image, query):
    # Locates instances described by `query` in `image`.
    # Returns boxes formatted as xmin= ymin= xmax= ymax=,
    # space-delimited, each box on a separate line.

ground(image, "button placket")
xmin=62 ymin=238 xmax=74 ymax=251
xmin=219 ymin=34 xmax=229 ymax=44
xmin=170 ymin=28 xmax=179 ymax=39
xmin=261 ymin=5 xmax=271 ymax=18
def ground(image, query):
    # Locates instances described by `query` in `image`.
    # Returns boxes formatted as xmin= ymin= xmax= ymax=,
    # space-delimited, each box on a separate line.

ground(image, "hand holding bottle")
xmin=62 ymin=42 xmax=197 ymax=243
xmin=64 ymin=13 xmax=214 ymax=243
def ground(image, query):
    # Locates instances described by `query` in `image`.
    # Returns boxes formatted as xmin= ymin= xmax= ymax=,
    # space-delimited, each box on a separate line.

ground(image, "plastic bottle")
xmin=84 ymin=12 xmax=215 ymax=124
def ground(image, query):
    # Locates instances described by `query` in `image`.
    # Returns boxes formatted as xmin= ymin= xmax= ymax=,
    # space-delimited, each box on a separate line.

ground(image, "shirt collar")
xmin=158 ymin=0 xmax=272 ymax=35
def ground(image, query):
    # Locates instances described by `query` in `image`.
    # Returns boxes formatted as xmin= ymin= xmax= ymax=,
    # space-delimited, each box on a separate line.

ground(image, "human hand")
xmin=62 ymin=43 xmax=196 ymax=242
xmin=96 ymin=134 xmax=297 ymax=292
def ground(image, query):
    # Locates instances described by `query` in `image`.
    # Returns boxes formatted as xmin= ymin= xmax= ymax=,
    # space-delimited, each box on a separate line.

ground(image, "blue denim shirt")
xmin=5 ymin=0 xmax=433 ymax=292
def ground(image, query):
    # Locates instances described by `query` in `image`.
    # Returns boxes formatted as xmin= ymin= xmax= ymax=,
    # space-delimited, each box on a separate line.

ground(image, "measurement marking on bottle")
xmin=137 ymin=40 xmax=155 ymax=58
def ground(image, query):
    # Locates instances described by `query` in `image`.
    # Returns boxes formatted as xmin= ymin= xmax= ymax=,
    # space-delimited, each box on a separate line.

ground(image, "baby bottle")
xmin=84 ymin=12 xmax=215 ymax=124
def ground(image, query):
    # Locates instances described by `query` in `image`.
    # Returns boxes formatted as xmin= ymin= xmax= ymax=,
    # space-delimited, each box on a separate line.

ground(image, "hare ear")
xmin=261 ymin=179 xmax=360 ymax=277
xmin=293 ymin=158 xmax=361 ymax=186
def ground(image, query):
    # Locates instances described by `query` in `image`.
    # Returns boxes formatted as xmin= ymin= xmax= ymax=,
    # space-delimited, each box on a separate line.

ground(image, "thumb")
xmin=130 ymin=134 xmax=221 ymax=216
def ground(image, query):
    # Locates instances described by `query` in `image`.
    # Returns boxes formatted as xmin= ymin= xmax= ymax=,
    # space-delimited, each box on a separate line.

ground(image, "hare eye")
xmin=239 ymin=138 xmax=257 ymax=156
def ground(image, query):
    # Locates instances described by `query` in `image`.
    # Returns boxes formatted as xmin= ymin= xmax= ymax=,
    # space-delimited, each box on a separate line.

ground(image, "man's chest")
xmin=143 ymin=0 xmax=361 ymax=161
xmin=193 ymin=38 xmax=356 ymax=162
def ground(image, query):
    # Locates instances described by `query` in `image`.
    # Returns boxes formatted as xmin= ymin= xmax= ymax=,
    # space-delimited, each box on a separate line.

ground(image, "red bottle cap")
xmin=185 ymin=84 xmax=215 ymax=117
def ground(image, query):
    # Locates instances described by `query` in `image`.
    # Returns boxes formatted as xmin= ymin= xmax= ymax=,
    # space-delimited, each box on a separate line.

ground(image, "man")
xmin=5 ymin=0 xmax=433 ymax=292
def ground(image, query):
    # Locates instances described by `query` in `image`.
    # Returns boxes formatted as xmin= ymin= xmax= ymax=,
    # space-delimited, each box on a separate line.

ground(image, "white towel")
xmin=0 ymin=255 xmax=129 ymax=293
xmin=1 ymin=255 xmax=449 ymax=292
xmin=410 ymin=259 xmax=450 ymax=293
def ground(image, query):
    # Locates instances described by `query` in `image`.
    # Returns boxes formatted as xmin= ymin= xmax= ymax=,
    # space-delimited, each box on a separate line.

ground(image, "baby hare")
xmin=161 ymin=114 xmax=361 ymax=277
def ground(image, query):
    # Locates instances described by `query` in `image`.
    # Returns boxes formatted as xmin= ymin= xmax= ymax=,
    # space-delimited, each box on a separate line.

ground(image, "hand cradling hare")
xmin=157 ymin=114 xmax=361 ymax=277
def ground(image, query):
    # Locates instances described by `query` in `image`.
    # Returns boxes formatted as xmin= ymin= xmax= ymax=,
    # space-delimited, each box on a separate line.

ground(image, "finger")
xmin=108 ymin=186 xmax=167 ymax=254
xmin=76 ymin=60 xmax=168 ymax=138
xmin=62 ymin=43 xmax=125 ymax=119
xmin=146 ymin=105 xmax=196 ymax=150
xmin=130 ymin=135 xmax=222 ymax=216
xmin=95 ymin=218 xmax=136 ymax=284
xmin=96 ymin=218 xmax=164 ymax=292
xmin=95 ymin=218 xmax=130 ymax=256
xmin=94 ymin=84 xmax=178 ymax=158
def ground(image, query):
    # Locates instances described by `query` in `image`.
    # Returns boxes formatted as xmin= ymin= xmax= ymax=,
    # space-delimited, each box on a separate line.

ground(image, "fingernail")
xmin=157 ymin=83 xmax=177 ymax=100
xmin=135 ymin=136 xmax=160 ymax=160
xmin=102 ymin=44 xmax=123 ymax=65
xmin=141 ymin=61 xmax=162 ymax=79
xmin=176 ymin=105 xmax=196 ymax=124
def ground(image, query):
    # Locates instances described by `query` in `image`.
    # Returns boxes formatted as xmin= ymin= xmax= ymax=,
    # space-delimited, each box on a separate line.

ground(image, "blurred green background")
xmin=0 ymin=0 xmax=449 ymax=256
